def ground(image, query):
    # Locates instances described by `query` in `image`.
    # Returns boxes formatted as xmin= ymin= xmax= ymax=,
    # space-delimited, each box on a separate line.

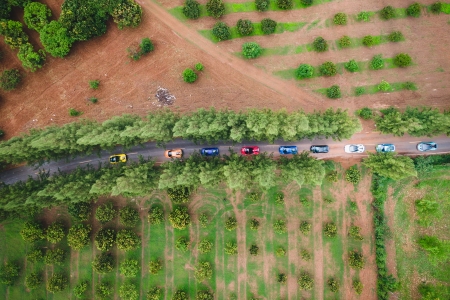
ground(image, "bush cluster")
xmin=96 ymin=202 xmax=117 ymax=224
xmin=119 ymin=206 xmax=139 ymax=227
xmin=353 ymin=280 xmax=363 ymax=295
xmin=92 ymin=253 xmax=114 ymax=274
xmin=194 ymin=262 xmax=213 ymax=281
xmin=326 ymin=85 xmax=341 ymax=99
xmin=261 ymin=18 xmax=277 ymax=35
xmin=277 ymin=273 xmax=287 ymax=284
xmin=120 ymin=259 xmax=140 ymax=277
xmin=167 ymin=186 xmax=191 ymax=204
xmin=116 ymin=229 xmax=140 ymax=251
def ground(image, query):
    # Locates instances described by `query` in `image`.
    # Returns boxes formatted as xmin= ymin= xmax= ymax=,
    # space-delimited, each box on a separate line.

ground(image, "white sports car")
xmin=344 ymin=144 xmax=365 ymax=153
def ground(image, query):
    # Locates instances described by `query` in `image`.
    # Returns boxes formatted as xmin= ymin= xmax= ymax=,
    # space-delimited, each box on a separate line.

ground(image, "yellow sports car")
xmin=109 ymin=154 xmax=128 ymax=164
xmin=164 ymin=149 xmax=183 ymax=159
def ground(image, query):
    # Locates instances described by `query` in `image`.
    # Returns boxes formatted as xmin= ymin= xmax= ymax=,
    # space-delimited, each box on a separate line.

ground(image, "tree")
xmin=212 ymin=21 xmax=231 ymax=41
xmin=250 ymin=219 xmax=260 ymax=230
xmin=17 ymin=42 xmax=46 ymax=72
xmin=197 ymin=290 xmax=214 ymax=300
xmin=183 ymin=0 xmax=201 ymax=19
xmin=116 ymin=229 xmax=141 ymax=251
xmin=169 ymin=206 xmax=191 ymax=229
xmin=206 ymin=0 xmax=225 ymax=18
xmin=0 ymin=20 xmax=28 ymax=49
xmin=279 ymin=152 xmax=325 ymax=187
xmin=74 ymin=281 xmax=88 ymax=298
xmin=110 ymin=0 xmax=142 ymax=30
xmin=276 ymin=246 xmax=286 ymax=257
xmin=95 ymin=228 xmax=116 ymax=251
xmin=67 ymin=224 xmax=91 ymax=250
xmin=194 ymin=261 xmax=213 ymax=282
xmin=349 ymin=250 xmax=365 ymax=269
xmin=328 ymin=278 xmax=340 ymax=292
xmin=173 ymin=290 xmax=189 ymax=300
xmin=236 ymin=19 xmax=254 ymax=36
xmin=333 ymin=12 xmax=347 ymax=25
xmin=430 ymin=1 xmax=442 ymax=14
xmin=298 ymin=272 xmax=313 ymax=290
xmin=344 ymin=59 xmax=358 ymax=72
xmin=406 ymin=2 xmax=421 ymax=17
xmin=349 ymin=225 xmax=363 ymax=240
xmin=0 ymin=262 xmax=19 ymax=286
xmin=26 ymin=247 xmax=43 ymax=262
xmin=46 ymin=222 xmax=65 ymax=244
xmin=47 ymin=273 xmax=68 ymax=293
xmin=319 ymin=61 xmax=337 ymax=77
xmin=299 ymin=221 xmax=311 ymax=235
xmin=345 ymin=165 xmax=361 ymax=184
xmin=261 ymin=18 xmax=277 ymax=35
xmin=147 ymin=286 xmax=163 ymax=300
xmin=380 ymin=6 xmax=396 ymax=20
xmin=182 ymin=68 xmax=197 ymax=83
xmin=363 ymin=152 xmax=417 ymax=180
xmin=393 ymin=53 xmax=412 ymax=67
xmin=149 ymin=259 xmax=163 ymax=274
xmin=255 ymin=0 xmax=270 ymax=11
xmin=378 ymin=80 xmax=391 ymax=92
xmin=119 ymin=282 xmax=139 ymax=300
xmin=249 ymin=244 xmax=259 ymax=256
xmin=0 ymin=69 xmax=21 ymax=91
xmin=277 ymin=273 xmax=287 ymax=284
xmin=25 ymin=272 xmax=42 ymax=289
xmin=96 ymin=282 xmax=113 ymax=300
xmin=198 ymin=239 xmax=213 ymax=253
xmin=296 ymin=64 xmax=314 ymax=79
xmin=324 ymin=222 xmax=337 ymax=237
xmin=148 ymin=205 xmax=164 ymax=225
xmin=67 ymin=201 xmax=91 ymax=221
xmin=176 ymin=237 xmax=190 ymax=252
xmin=301 ymin=0 xmax=313 ymax=6
xmin=225 ymin=241 xmax=238 ymax=255
xmin=92 ymin=252 xmax=114 ymax=274
xmin=353 ymin=279 xmax=363 ymax=295
xmin=326 ymin=85 xmax=341 ymax=99
xmin=119 ymin=205 xmax=139 ymax=227
xmin=312 ymin=37 xmax=328 ymax=52
xmin=96 ymin=201 xmax=117 ymax=224
xmin=276 ymin=0 xmax=293 ymax=9
xmin=338 ymin=35 xmax=351 ymax=48
xmin=388 ymin=31 xmax=403 ymax=42
xmin=20 ymin=221 xmax=44 ymax=242
xmin=273 ymin=219 xmax=287 ymax=234
xmin=371 ymin=54 xmax=384 ymax=70
xmin=40 ymin=21 xmax=74 ymax=58
xmin=23 ymin=2 xmax=51 ymax=31
xmin=44 ymin=248 xmax=65 ymax=265
xmin=0 ymin=2 xmax=11 ymax=19
xmin=112 ymin=159 xmax=159 ymax=197
xmin=225 ymin=216 xmax=237 ymax=231
xmin=120 ymin=259 xmax=140 ymax=277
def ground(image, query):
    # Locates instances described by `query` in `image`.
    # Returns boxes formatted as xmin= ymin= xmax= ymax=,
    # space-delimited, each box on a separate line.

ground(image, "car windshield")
xmin=350 ymin=145 xmax=358 ymax=151
xmin=245 ymin=148 xmax=253 ymax=154
xmin=110 ymin=156 xmax=118 ymax=162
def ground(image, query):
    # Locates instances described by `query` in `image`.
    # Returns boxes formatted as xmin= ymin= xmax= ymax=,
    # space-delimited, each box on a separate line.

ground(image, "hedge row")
xmin=0 ymin=108 xmax=362 ymax=165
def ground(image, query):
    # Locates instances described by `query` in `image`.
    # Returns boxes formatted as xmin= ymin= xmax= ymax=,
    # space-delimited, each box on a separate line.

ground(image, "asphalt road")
xmin=0 ymin=133 xmax=449 ymax=185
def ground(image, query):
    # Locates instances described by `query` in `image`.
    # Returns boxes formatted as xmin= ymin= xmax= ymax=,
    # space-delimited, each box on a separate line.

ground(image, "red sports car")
xmin=241 ymin=146 xmax=260 ymax=156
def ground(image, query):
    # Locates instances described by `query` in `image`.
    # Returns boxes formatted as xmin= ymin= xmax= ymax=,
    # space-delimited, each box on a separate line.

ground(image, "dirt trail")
xmin=284 ymin=186 xmax=300 ymax=300
xmin=312 ymin=187 xmax=324 ymax=300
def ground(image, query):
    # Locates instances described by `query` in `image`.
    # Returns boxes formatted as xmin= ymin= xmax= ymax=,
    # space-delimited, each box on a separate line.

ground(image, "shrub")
xmin=255 ymin=0 xmax=270 ymax=11
xmin=197 ymin=290 xmax=214 ymax=300
xmin=275 ymin=247 xmax=286 ymax=257
xmin=277 ymin=273 xmax=287 ymax=284
xmin=206 ymin=0 xmax=225 ymax=18
xmin=68 ymin=201 xmax=91 ymax=221
xmin=349 ymin=201 xmax=358 ymax=213
xmin=415 ymin=198 xmax=441 ymax=226
xmin=380 ymin=6 xmax=396 ymax=20
xmin=326 ymin=171 xmax=338 ymax=182
xmin=167 ymin=186 xmax=191 ymax=204
xmin=320 ymin=61 xmax=337 ymax=77
xmin=299 ymin=221 xmax=311 ymax=235
xmin=345 ymin=165 xmax=361 ymax=184
xmin=195 ymin=63 xmax=204 ymax=71
xmin=362 ymin=35 xmax=374 ymax=47
xmin=371 ymin=54 xmax=384 ymax=70
xmin=67 ymin=224 xmax=91 ymax=250
xmin=74 ymin=281 xmax=88 ymax=298
xmin=430 ymin=2 xmax=442 ymax=14
xmin=183 ymin=0 xmax=201 ymax=19
xmin=120 ymin=206 xmax=140 ymax=227
xmin=212 ymin=21 xmax=231 ymax=41
xmin=27 ymin=248 xmax=43 ymax=262
xmin=301 ymin=0 xmax=313 ymax=6
xmin=355 ymin=87 xmax=366 ymax=96
xmin=89 ymin=80 xmax=99 ymax=89
xmin=326 ymin=85 xmax=341 ymax=99
xmin=173 ymin=290 xmax=189 ymax=300
xmin=357 ymin=107 xmax=373 ymax=120
xmin=394 ymin=53 xmax=412 ymax=67
xmin=176 ymin=237 xmax=190 ymax=252
xmin=0 ymin=262 xmax=19 ymax=286
xmin=248 ymin=192 xmax=261 ymax=202
xmin=353 ymin=279 xmax=363 ymax=295
xmin=250 ymin=219 xmax=260 ymax=230
xmin=328 ymin=278 xmax=340 ymax=292
xmin=276 ymin=0 xmax=293 ymax=9
xmin=69 ymin=108 xmax=82 ymax=117
xmin=349 ymin=250 xmax=365 ymax=269
xmin=378 ymin=80 xmax=391 ymax=92
xmin=119 ymin=282 xmax=139 ymax=300
xmin=96 ymin=202 xmax=117 ymax=224
xmin=198 ymin=239 xmax=213 ymax=253
xmin=403 ymin=81 xmax=416 ymax=90
xmin=47 ymin=274 xmax=68 ymax=293
xmin=333 ymin=13 xmax=347 ymax=25
xmin=295 ymin=64 xmax=314 ymax=79
xmin=242 ymin=42 xmax=262 ymax=59
xmin=418 ymin=235 xmax=449 ymax=264
xmin=249 ymin=244 xmax=259 ymax=256
xmin=349 ymin=225 xmax=363 ymax=240
xmin=147 ymin=287 xmax=162 ymax=300
xmin=300 ymin=249 xmax=311 ymax=261
xmin=120 ymin=259 xmax=140 ymax=277
xmin=0 ymin=69 xmax=21 ymax=91
xmin=96 ymin=282 xmax=112 ymax=300
xmin=300 ymin=197 xmax=310 ymax=206
xmin=225 ymin=216 xmax=237 ymax=231
xmin=169 ymin=206 xmax=191 ymax=230
xmin=92 ymin=253 xmax=114 ymax=274
xmin=313 ymin=37 xmax=328 ymax=52
xmin=44 ymin=248 xmax=65 ymax=265
xmin=344 ymin=59 xmax=358 ymax=72
xmin=147 ymin=205 xmax=164 ymax=225
xmin=406 ymin=3 xmax=421 ymax=17
xmin=357 ymin=11 xmax=370 ymax=22
xmin=148 ymin=259 xmax=163 ymax=274
xmin=275 ymin=193 xmax=284 ymax=206
xmin=261 ymin=18 xmax=277 ymax=35
xmin=225 ymin=241 xmax=238 ymax=255
xmin=237 ymin=19 xmax=254 ymax=36
xmin=324 ymin=222 xmax=337 ymax=237
xmin=89 ymin=97 xmax=98 ymax=104
xmin=323 ymin=197 xmax=334 ymax=204
xmin=338 ymin=35 xmax=351 ymax=48
xmin=194 ymin=262 xmax=213 ymax=281
xmin=198 ymin=213 xmax=209 ymax=228
xmin=273 ymin=219 xmax=287 ymax=234
xmin=21 ymin=221 xmax=44 ymax=242
xmin=298 ymin=272 xmax=313 ymax=290
xmin=388 ymin=31 xmax=403 ymax=42
xmin=139 ymin=38 xmax=154 ymax=55
xmin=95 ymin=228 xmax=116 ymax=251
xmin=116 ymin=229 xmax=141 ymax=251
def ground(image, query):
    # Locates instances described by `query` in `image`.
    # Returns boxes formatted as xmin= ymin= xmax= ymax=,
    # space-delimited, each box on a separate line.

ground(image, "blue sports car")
xmin=201 ymin=147 xmax=220 ymax=156
xmin=376 ymin=144 xmax=395 ymax=153
xmin=279 ymin=146 xmax=298 ymax=155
